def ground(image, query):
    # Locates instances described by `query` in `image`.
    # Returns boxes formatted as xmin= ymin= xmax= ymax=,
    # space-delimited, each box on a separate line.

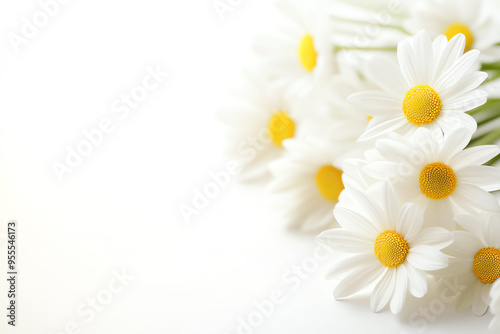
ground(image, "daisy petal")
xmin=423 ymin=198 xmax=454 ymax=230
xmin=432 ymin=34 xmax=464 ymax=83
xmin=473 ymin=281 xmax=489 ymax=316
xmin=380 ymin=182 xmax=399 ymax=228
xmin=316 ymin=229 xmax=373 ymax=253
xmin=449 ymin=220 xmax=485 ymax=251
xmin=370 ymin=268 xmax=395 ymax=313
xmin=431 ymin=35 xmax=447 ymax=60
xmin=439 ymin=127 xmax=474 ymax=161
xmin=435 ymin=50 xmax=480 ymax=91
xmin=397 ymin=203 xmax=423 ymax=240
xmin=453 ymin=183 xmax=500 ymax=212
xmin=359 ymin=115 xmax=408 ymax=141
xmin=440 ymin=71 xmax=488 ymax=100
xmin=397 ymin=38 xmax=417 ymax=87
xmin=482 ymin=283 xmax=492 ymax=306
xmin=436 ymin=111 xmax=477 ymax=136
xmin=412 ymin=30 xmax=433 ymax=84
xmin=325 ymin=253 xmax=376 ymax=279
xmin=450 ymin=145 xmax=500 ymax=170
xmin=444 ymin=89 xmax=488 ymax=112
xmin=390 ymin=265 xmax=408 ymax=314
xmin=406 ymin=245 xmax=449 ymax=271
xmin=333 ymin=207 xmax=379 ymax=236
xmin=334 ymin=264 xmax=385 ymax=299
xmin=456 ymin=165 xmax=500 ymax=191
xmin=483 ymin=214 xmax=500 ymax=248
xmin=404 ymin=263 xmax=427 ymax=298
xmin=341 ymin=187 xmax=385 ymax=229
xmin=408 ymin=227 xmax=454 ymax=249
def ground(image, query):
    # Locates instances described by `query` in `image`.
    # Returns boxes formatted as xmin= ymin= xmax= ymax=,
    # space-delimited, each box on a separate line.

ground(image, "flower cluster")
xmin=219 ymin=0 xmax=500 ymax=329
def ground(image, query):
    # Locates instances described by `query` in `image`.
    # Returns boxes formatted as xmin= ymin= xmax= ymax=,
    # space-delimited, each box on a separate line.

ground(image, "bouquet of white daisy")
xmin=218 ymin=0 xmax=500 ymax=330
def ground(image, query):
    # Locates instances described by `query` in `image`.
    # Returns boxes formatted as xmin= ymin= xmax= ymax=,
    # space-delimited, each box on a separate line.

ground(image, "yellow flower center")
xmin=473 ymin=248 xmax=500 ymax=284
xmin=374 ymin=230 xmax=409 ymax=268
xmin=268 ymin=112 xmax=295 ymax=147
xmin=444 ymin=23 xmax=474 ymax=52
xmin=419 ymin=163 xmax=457 ymax=200
xmin=298 ymin=34 xmax=318 ymax=72
xmin=315 ymin=165 xmax=344 ymax=202
xmin=403 ymin=85 xmax=442 ymax=126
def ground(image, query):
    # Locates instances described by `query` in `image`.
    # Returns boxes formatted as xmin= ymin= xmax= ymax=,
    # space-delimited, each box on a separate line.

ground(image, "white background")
xmin=0 ymin=0 xmax=493 ymax=333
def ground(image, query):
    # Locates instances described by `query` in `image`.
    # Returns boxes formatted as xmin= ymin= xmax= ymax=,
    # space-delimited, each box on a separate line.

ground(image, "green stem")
xmin=484 ymin=70 xmax=500 ymax=83
xmin=481 ymin=61 xmax=500 ymax=71
xmin=486 ymin=153 xmax=500 ymax=166
xmin=477 ymin=112 xmax=500 ymax=127
xmin=467 ymin=99 xmax=500 ymax=116
xmin=469 ymin=127 xmax=500 ymax=146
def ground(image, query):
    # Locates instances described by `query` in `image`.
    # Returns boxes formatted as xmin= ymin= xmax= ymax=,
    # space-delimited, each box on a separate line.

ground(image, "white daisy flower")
xmin=253 ymin=0 xmax=337 ymax=99
xmin=436 ymin=212 xmax=500 ymax=316
xmin=316 ymin=182 xmax=453 ymax=314
xmin=349 ymin=30 xmax=487 ymax=140
xmin=363 ymin=127 xmax=500 ymax=229
xmin=490 ymin=279 xmax=500 ymax=330
xmin=268 ymin=138 xmax=353 ymax=232
xmin=217 ymin=70 xmax=303 ymax=181
xmin=407 ymin=0 xmax=500 ymax=62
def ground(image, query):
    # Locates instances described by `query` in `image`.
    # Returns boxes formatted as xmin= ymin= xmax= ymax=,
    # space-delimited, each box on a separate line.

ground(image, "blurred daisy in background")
xmin=316 ymin=182 xmax=453 ymax=314
xmin=363 ymin=127 xmax=500 ymax=229
xmin=253 ymin=0 xmax=338 ymax=99
xmin=309 ymin=62 xmax=372 ymax=143
xmin=217 ymin=70 xmax=304 ymax=182
xmin=268 ymin=137 xmax=356 ymax=233
xmin=406 ymin=0 xmax=500 ymax=62
xmin=437 ymin=212 xmax=500 ymax=316
xmin=267 ymin=64 xmax=376 ymax=232
xmin=349 ymin=31 xmax=487 ymax=140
